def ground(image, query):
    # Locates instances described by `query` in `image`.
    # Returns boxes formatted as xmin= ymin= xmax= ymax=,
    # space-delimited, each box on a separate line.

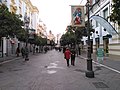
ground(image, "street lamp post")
xmin=24 ymin=14 xmax=30 ymax=61
xmin=85 ymin=0 xmax=94 ymax=78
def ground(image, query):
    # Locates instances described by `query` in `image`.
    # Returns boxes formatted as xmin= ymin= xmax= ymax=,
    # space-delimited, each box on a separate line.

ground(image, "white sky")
xmin=30 ymin=0 xmax=86 ymax=37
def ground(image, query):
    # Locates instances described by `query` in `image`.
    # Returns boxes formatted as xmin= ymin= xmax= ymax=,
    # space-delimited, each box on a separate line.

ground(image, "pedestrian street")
xmin=0 ymin=50 xmax=120 ymax=90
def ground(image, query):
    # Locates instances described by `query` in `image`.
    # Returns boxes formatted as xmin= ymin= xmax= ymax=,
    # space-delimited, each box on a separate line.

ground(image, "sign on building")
xmin=71 ymin=5 xmax=85 ymax=27
xmin=97 ymin=48 xmax=104 ymax=63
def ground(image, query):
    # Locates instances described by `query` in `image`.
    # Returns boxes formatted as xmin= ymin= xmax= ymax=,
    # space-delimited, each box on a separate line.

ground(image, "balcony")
xmin=10 ymin=5 xmax=17 ymax=13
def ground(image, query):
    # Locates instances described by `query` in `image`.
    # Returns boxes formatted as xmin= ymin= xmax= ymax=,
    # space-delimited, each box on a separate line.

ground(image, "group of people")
xmin=16 ymin=47 xmax=26 ymax=58
xmin=16 ymin=46 xmax=50 ymax=57
xmin=64 ymin=47 xmax=76 ymax=67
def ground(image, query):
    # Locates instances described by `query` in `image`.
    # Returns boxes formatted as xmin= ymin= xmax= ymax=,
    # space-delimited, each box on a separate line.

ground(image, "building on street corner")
xmin=0 ymin=0 xmax=40 ymax=58
xmin=82 ymin=0 xmax=120 ymax=59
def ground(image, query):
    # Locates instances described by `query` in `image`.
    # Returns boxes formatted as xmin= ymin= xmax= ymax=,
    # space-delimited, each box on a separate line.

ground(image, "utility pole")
xmin=85 ymin=0 xmax=94 ymax=78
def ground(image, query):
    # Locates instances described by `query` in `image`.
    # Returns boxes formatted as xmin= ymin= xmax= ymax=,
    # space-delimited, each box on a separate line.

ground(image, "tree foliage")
xmin=0 ymin=4 xmax=48 ymax=46
xmin=60 ymin=31 xmax=76 ymax=46
xmin=60 ymin=26 xmax=83 ymax=46
xmin=0 ymin=4 xmax=24 ymax=37
xmin=29 ymin=34 xmax=47 ymax=46
xmin=60 ymin=23 xmax=95 ymax=46
xmin=17 ymin=28 xmax=27 ymax=42
xmin=109 ymin=0 xmax=120 ymax=26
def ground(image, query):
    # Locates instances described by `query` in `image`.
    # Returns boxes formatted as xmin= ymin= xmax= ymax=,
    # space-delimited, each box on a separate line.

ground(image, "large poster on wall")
xmin=71 ymin=5 xmax=85 ymax=27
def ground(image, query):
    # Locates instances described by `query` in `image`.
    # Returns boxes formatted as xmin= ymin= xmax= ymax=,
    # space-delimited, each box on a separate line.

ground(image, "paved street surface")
xmin=0 ymin=50 xmax=120 ymax=90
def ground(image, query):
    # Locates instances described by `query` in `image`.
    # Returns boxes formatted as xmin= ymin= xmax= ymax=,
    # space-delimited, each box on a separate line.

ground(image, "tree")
xmin=60 ymin=26 xmax=77 ymax=46
xmin=0 ymin=4 xmax=24 ymax=37
xmin=29 ymin=34 xmax=47 ymax=46
xmin=60 ymin=24 xmax=95 ymax=46
xmin=41 ymin=38 xmax=47 ymax=46
xmin=17 ymin=28 xmax=26 ymax=42
xmin=109 ymin=0 xmax=120 ymax=26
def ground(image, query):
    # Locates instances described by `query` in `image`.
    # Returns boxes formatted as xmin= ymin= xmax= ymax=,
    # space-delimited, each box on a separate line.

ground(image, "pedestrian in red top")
xmin=64 ymin=48 xmax=71 ymax=67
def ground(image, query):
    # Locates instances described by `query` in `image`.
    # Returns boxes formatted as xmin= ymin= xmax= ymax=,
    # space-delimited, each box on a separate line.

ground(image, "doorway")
xmin=103 ymin=36 xmax=109 ymax=56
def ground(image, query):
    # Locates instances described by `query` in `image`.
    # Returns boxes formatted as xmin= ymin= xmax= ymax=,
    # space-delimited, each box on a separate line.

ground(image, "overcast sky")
xmin=30 ymin=0 xmax=86 ymax=36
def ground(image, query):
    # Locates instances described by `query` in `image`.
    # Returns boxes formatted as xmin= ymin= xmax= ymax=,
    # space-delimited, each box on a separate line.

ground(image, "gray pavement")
xmin=0 ymin=55 xmax=21 ymax=63
xmin=80 ymin=51 xmax=120 ymax=72
xmin=0 ymin=50 xmax=119 ymax=90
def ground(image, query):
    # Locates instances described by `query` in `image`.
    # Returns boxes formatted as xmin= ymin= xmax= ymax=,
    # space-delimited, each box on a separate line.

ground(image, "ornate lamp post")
xmin=85 ymin=0 xmax=94 ymax=78
xmin=24 ymin=13 xmax=30 ymax=61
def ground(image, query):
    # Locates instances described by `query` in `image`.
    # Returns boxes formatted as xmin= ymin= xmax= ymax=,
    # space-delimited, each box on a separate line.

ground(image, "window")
xmin=96 ymin=15 xmax=99 ymax=27
xmin=118 ymin=26 xmax=120 ymax=33
xmin=19 ymin=0 xmax=22 ymax=15
xmin=92 ymin=0 xmax=98 ymax=4
xmin=103 ymin=8 xmax=108 ymax=21
xmin=96 ymin=21 xmax=98 ymax=27
xmin=95 ymin=0 xmax=99 ymax=3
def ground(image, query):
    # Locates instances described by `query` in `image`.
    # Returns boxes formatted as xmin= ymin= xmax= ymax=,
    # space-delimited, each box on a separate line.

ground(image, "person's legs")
xmin=17 ymin=52 xmax=19 ymax=57
xmin=66 ymin=59 xmax=69 ymax=66
xmin=71 ymin=59 xmax=73 ymax=65
xmin=72 ymin=60 xmax=75 ymax=66
xmin=73 ymin=59 xmax=75 ymax=66
xmin=22 ymin=53 xmax=24 ymax=58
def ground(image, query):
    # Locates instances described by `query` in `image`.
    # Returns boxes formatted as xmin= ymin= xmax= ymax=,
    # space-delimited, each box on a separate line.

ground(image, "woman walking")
xmin=64 ymin=48 xmax=71 ymax=67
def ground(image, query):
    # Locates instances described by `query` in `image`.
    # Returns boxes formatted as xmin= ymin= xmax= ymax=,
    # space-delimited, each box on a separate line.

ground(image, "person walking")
xmin=64 ymin=48 xmax=71 ymax=67
xmin=71 ymin=48 xmax=76 ymax=66
xmin=21 ymin=47 xmax=25 ymax=58
xmin=63 ymin=46 xmax=66 ymax=53
xmin=44 ymin=46 xmax=47 ymax=53
xmin=16 ymin=47 xmax=20 ymax=57
xmin=36 ymin=47 xmax=38 ymax=53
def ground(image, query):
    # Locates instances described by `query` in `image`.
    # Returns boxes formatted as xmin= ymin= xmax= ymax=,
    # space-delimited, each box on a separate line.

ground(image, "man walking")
xmin=71 ymin=48 xmax=76 ymax=66
xmin=21 ymin=47 xmax=25 ymax=58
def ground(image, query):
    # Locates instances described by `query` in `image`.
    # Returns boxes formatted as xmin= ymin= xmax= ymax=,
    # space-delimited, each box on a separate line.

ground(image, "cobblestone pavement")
xmin=0 ymin=50 xmax=120 ymax=90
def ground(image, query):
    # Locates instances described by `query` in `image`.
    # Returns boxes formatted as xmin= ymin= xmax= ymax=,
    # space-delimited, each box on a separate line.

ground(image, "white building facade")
xmin=0 ymin=0 xmax=39 ymax=57
xmin=82 ymin=0 xmax=120 ymax=58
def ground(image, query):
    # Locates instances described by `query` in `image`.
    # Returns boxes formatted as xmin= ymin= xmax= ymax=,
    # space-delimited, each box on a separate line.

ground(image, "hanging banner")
xmin=71 ymin=5 xmax=85 ymax=27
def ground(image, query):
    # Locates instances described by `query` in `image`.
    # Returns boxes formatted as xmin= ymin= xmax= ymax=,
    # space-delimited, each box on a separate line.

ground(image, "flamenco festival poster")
xmin=71 ymin=5 xmax=85 ymax=27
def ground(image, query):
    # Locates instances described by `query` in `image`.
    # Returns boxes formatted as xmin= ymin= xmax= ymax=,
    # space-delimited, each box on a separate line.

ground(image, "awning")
xmin=90 ymin=15 xmax=119 ymax=35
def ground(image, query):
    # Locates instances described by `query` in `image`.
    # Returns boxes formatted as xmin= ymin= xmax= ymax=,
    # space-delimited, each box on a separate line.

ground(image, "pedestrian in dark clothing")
xmin=16 ymin=47 xmax=20 ymax=57
xmin=36 ymin=47 xmax=38 ymax=53
xmin=71 ymin=48 xmax=76 ymax=66
xmin=63 ymin=46 xmax=66 ymax=53
xmin=44 ymin=46 xmax=47 ymax=53
xmin=64 ymin=48 xmax=71 ymax=67
xmin=21 ymin=47 xmax=25 ymax=58
xmin=59 ymin=47 xmax=61 ymax=52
